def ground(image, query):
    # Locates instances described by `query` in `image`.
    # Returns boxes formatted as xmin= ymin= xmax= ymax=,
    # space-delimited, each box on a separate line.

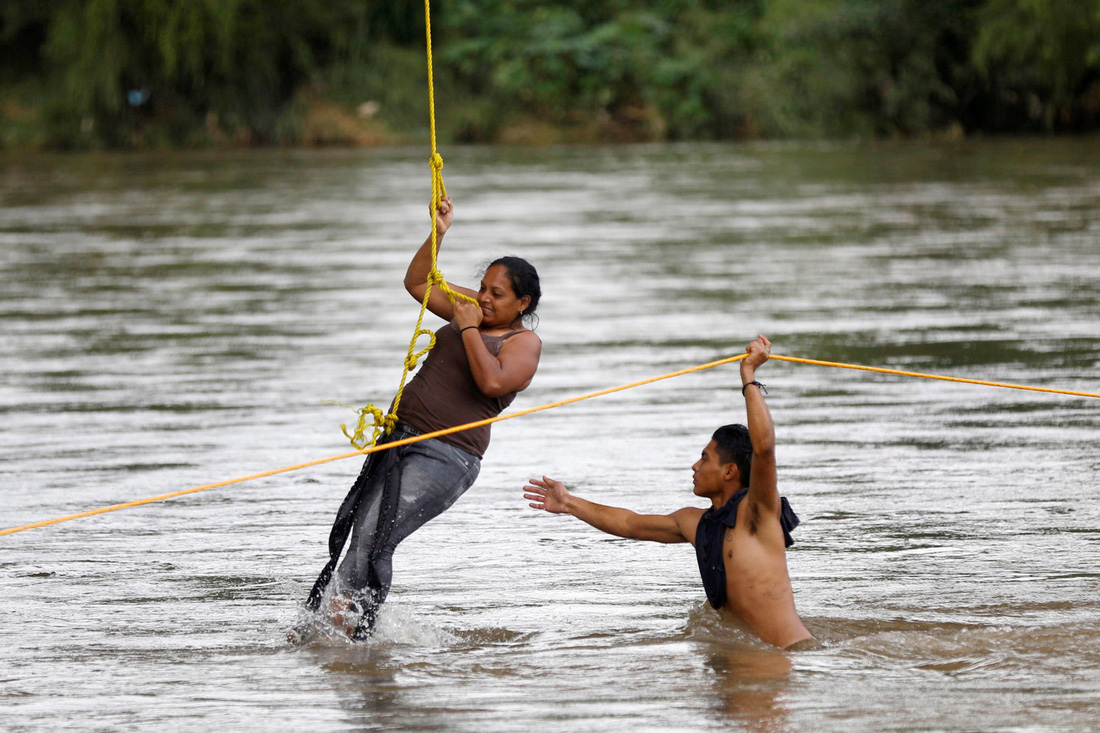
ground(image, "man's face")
xmin=692 ymin=439 xmax=732 ymax=498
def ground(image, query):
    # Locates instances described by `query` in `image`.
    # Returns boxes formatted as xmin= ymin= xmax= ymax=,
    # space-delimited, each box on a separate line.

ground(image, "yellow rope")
xmin=1 ymin=354 xmax=748 ymax=537
xmin=4 ymin=352 xmax=1097 ymax=537
xmin=341 ymin=0 xmax=477 ymax=450
xmin=769 ymin=355 xmax=1100 ymax=398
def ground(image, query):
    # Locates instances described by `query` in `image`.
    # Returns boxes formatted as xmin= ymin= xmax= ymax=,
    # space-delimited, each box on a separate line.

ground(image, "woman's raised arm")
xmin=404 ymin=196 xmax=478 ymax=320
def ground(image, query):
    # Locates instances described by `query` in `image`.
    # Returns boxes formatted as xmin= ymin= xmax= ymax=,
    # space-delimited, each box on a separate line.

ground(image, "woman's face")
xmin=478 ymin=265 xmax=530 ymax=328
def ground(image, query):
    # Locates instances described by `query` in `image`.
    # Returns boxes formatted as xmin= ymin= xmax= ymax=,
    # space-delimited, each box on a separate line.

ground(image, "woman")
xmin=292 ymin=196 xmax=542 ymax=642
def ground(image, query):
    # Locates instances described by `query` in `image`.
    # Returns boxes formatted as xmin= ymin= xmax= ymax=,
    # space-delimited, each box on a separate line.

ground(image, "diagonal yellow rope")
xmin=3 ymin=352 xmax=1097 ymax=537
xmin=339 ymin=0 xmax=477 ymax=450
xmin=1 ymin=354 xmax=749 ymax=537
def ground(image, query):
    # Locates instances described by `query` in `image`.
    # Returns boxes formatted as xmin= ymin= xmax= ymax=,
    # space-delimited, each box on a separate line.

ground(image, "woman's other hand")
xmin=454 ymin=298 xmax=483 ymax=330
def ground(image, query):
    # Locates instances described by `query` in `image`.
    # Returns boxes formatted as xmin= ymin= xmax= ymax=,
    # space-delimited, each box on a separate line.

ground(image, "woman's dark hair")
xmin=486 ymin=256 xmax=541 ymax=321
xmin=712 ymin=424 xmax=752 ymax=488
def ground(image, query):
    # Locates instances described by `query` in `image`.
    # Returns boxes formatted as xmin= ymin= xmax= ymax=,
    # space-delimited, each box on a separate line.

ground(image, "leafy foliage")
xmin=973 ymin=0 xmax=1100 ymax=131
xmin=1 ymin=0 xmax=1098 ymax=148
xmin=4 ymin=0 xmax=352 ymax=147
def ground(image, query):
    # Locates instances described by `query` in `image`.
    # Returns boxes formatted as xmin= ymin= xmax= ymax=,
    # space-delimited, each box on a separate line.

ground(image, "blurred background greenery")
xmin=2 ymin=0 xmax=1099 ymax=150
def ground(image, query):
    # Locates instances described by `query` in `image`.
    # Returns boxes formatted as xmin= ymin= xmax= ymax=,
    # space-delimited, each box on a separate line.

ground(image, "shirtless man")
xmin=523 ymin=335 xmax=814 ymax=650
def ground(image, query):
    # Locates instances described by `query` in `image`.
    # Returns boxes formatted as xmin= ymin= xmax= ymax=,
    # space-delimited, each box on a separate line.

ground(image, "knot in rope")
xmin=429 ymin=155 xmax=447 ymax=207
xmin=427 ymin=267 xmax=477 ymax=306
xmin=329 ymin=401 xmax=397 ymax=451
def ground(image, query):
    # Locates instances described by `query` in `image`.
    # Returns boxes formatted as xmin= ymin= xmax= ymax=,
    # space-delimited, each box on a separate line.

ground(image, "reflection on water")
xmin=705 ymin=648 xmax=793 ymax=729
xmin=1 ymin=140 xmax=1099 ymax=731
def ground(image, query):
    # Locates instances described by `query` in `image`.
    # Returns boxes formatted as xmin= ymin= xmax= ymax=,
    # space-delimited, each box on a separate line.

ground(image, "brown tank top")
xmin=396 ymin=321 xmax=529 ymax=458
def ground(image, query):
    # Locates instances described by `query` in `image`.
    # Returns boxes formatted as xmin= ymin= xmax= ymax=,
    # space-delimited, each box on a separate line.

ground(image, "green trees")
xmin=2 ymin=0 xmax=353 ymax=147
xmin=433 ymin=0 xmax=1100 ymax=140
xmin=743 ymin=0 xmax=992 ymax=137
xmin=1 ymin=0 xmax=1098 ymax=149
xmin=441 ymin=0 xmax=766 ymax=141
xmin=973 ymin=0 xmax=1100 ymax=131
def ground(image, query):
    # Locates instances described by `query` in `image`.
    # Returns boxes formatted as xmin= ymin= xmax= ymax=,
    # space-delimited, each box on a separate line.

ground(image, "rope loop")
xmin=405 ymin=328 xmax=437 ymax=369
xmin=415 ymin=326 xmax=437 ymax=349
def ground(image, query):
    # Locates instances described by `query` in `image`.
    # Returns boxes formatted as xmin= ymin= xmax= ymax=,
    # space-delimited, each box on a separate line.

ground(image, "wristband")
xmin=741 ymin=381 xmax=767 ymax=396
xmin=460 ymin=326 xmax=480 ymax=334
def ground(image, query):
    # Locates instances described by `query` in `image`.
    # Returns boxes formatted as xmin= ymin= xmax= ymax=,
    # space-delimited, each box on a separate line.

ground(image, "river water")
xmin=2 ymin=140 xmax=1098 ymax=731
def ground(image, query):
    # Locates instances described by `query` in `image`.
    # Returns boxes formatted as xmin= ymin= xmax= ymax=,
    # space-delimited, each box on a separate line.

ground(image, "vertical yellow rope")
xmin=340 ymin=0 xmax=477 ymax=449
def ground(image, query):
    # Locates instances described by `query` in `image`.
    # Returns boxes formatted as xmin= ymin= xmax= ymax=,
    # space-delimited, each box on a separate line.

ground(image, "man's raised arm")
xmin=740 ymin=334 xmax=780 ymax=515
xmin=524 ymin=477 xmax=699 ymax=545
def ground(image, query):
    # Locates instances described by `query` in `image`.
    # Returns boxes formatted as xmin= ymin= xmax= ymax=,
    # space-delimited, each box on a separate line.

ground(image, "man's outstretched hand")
xmin=524 ymin=476 xmax=571 ymax=514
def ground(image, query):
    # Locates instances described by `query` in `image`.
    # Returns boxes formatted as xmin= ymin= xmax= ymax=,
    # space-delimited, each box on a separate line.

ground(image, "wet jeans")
xmin=306 ymin=423 xmax=480 ymax=637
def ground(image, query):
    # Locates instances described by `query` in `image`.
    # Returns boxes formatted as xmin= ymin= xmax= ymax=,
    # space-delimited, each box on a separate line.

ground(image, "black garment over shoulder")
xmin=693 ymin=488 xmax=801 ymax=609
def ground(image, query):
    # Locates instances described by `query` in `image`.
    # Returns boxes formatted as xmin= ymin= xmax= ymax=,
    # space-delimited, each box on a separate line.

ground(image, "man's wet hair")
xmin=712 ymin=424 xmax=752 ymax=488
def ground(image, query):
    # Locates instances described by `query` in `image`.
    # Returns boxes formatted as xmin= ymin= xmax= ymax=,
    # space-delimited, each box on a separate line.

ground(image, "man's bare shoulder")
xmin=670 ymin=506 xmax=706 ymax=546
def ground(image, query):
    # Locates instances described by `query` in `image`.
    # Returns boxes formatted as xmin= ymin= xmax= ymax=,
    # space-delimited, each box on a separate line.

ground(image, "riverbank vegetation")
xmin=2 ymin=0 xmax=1099 ymax=150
